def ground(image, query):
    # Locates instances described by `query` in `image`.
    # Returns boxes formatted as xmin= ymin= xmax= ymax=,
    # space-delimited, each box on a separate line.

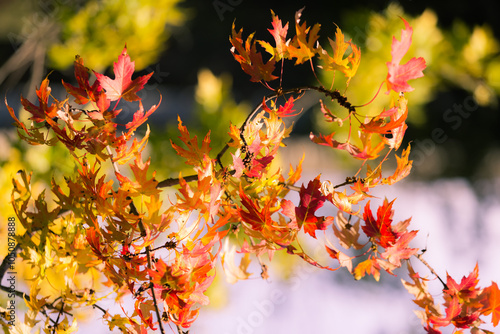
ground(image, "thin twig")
xmin=249 ymin=237 xmax=269 ymax=280
xmin=51 ymin=301 xmax=65 ymax=334
xmin=415 ymin=253 xmax=448 ymax=290
xmin=141 ymin=219 xmax=165 ymax=334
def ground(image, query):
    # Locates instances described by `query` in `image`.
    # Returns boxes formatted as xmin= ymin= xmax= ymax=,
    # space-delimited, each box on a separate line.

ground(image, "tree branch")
xmin=156 ymin=85 xmax=356 ymax=189
xmin=415 ymin=253 xmax=448 ymax=290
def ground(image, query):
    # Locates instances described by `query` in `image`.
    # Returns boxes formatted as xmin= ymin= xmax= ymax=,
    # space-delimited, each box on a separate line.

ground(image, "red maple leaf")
xmin=361 ymin=199 xmax=398 ymax=248
xmin=385 ymin=18 xmax=426 ymax=93
xmin=295 ymin=176 xmax=332 ymax=238
xmin=445 ymin=263 xmax=480 ymax=301
xmin=62 ymin=55 xmax=106 ymax=107
xmin=20 ymin=78 xmax=59 ymax=122
xmin=94 ymin=46 xmax=153 ymax=102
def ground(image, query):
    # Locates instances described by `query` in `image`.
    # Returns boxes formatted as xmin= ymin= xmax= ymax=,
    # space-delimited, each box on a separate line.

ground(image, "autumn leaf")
xmin=383 ymin=143 xmax=413 ymax=185
xmin=94 ymin=46 xmax=153 ymax=102
xmin=125 ymin=98 xmax=161 ymax=133
xmin=259 ymin=10 xmax=289 ymax=61
xmin=238 ymin=186 xmax=272 ymax=232
xmin=221 ymin=239 xmax=253 ymax=283
xmin=381 ymin=230 xmax=418 ymax=266
xmin=295 ymin=176 xmax=332 ymax=238
xmin=230 ymin=23 xmax=278 ymax=82
xmin=332 ymin=211 xmax=364 ymax=250
xmin=62 ymin=55 xmax=106 ymax=107
xmin=20 ymin=77 xmax=60 ymax=122
xmin=361 ymin=199 xmax=398 ymax=248
xmin=445 ymin=263 xmax=481 ymax=301
xmin=430 ymin=297 xmax=462 ymax=328
xmin=286 ymin=245 xmax=335 ymax=270
xmin=262 ymin=96 xmax=300 ymax=118
xmin=318 ymin=26 xmax=361 ymax=84
xmin=385 ymin=18 xmax=426 ymax=93
xmin=354 ymin=257 xmax=381 ymax=281
xmin=171 ymin=116 xmax=212 ymax=167
xmin=287 ymin=8 xmax=320 ymax=64
xmin=481 ymin=282 xmax=500 ymax=327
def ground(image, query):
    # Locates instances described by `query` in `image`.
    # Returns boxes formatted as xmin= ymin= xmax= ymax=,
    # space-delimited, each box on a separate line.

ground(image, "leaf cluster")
xmin=2 ymin=8 xmax=497 ymax=334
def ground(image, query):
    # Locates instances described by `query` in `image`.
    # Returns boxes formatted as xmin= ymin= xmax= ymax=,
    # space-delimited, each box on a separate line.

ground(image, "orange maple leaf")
xmin=287 ymin=8 xmax=320 ymax=64
xmin=318 ymin=26 xmax=361 ymax=84
xmin=481 ymin=282 xmax=500 ymax=327
xmin=230 ymin=24 xmax=278 ymax=82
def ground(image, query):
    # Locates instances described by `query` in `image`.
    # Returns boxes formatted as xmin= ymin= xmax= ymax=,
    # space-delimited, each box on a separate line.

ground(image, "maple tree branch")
xmin=157 ymin=85 xmax=355 ymax=190
xmin=157 ymin=174 xmax=198 ymax=188
xmin=140 ymin=218 xmax=165 ymax=334
xmin=333 ymin=176 xmax=365 ymax=189
xmin=0 ymin=243 xmax=22 ymax=283
xmin=0 ymin=285 xmax=74 ymax=317
xmin=51 ymin=301 xmax=65 ymax=334
xmin=415 ymin=254 xmax=449 ymax=290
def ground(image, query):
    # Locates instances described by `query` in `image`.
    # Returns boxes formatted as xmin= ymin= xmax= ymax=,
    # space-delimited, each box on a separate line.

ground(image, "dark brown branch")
xmin=51 ymin=301 xmax=65 ymax=334
xmin=157 ymin=174 xmax=199 ymax=188
xmin=333 ymin=176 xmax=365 ymax=189
xmin=0 ymin=243 xmax=22 ymax=283
xmin=141 ymin=219 xmax=165 ymax=334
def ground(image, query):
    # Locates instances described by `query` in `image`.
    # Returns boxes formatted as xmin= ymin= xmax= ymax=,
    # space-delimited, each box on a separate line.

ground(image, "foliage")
xmin=48 ymin=0 xmax=185 ymax=71
xmin=2 ymin=8 xmax=498 ymax=334
xmin=324 ymin=3 xmax=500 ymax=129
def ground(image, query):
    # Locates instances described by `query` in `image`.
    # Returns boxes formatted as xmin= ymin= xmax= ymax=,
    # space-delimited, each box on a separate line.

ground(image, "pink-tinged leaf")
xmin=319 ymin=100 xmax=343 ymax=125
xmin=381 ymin=230 xmax=418 ymax=266
xmin=231 ymin=153 xmax=245 ymax=178
xmin=430 ymin=297 xmax=462 ymax=327
xmin=259 ymin=10 xmax=289 ymax=60
xmin=385 ymin=18 xmax=426 ymax=93
xmin=310 ymin=132 xmax=361 ymax=156
xmin=94 ymin=46 xmax=153 ymax=102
